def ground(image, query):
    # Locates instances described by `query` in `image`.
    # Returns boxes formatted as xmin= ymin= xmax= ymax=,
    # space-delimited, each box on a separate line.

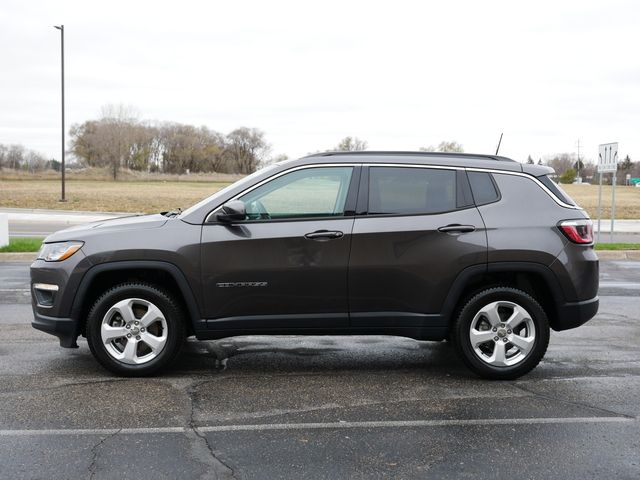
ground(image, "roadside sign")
xmin=598 ymin=143 xmax=618 ymax=173
xmin=596 ymin=142 xmax=619 ymax=243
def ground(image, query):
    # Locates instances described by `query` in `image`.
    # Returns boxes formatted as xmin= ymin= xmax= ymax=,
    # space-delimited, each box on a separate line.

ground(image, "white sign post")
xmin=0 ymin=214 xmax=8 ymax=248
xmin=597 ymin=143 xmax=618 ymax=243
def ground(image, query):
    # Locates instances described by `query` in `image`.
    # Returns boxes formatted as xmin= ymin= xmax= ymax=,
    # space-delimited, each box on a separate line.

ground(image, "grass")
xmin=0 ymin=172 xmax=639 ymax=219
xmin=0 ymin=167 xmax=242 ymax=183
xmin=0 ymin=179 xmax=232 ymax=213
xmin=562 ymin=184 xmax=640 ymax=219
xmin=0 ymin=237 xmax=44 ymax=252
xmin=594 ymin=243 xmax=640 ymax=251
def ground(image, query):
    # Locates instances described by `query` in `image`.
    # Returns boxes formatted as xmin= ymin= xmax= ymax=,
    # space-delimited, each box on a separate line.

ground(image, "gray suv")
xmin=31 ymin=152 xmax=599 ymax=379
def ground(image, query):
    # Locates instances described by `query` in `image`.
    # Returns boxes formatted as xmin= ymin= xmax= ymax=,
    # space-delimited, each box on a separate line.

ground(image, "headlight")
xmin=38 ymin=241 xmax=84 ymax=262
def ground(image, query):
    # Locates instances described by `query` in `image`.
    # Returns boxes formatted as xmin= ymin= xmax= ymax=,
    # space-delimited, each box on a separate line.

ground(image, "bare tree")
xmin=99 ymin=104 xmax=141 ymax=180
xmin=333 ymin=136 xmax=368 ymax=151
xmin=159 ymin=123 xmax=224 ymax=174
xmin=70 ymin=105 xmax=142 ymax=179
xmin=224 ymin=127 xmax=270 ymax=174
xmin=545 ymin=153 xmax=576 ymax=177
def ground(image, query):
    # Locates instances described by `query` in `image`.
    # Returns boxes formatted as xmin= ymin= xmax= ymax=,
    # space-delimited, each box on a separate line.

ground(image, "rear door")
xmin=348 ymin=164 xmax=487 ymax=327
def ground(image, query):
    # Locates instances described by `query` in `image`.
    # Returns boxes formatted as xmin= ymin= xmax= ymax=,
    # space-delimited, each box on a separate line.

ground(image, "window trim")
xmin=358 ymin=165 xmax=471 ymax=217
xmin=466 ymin=170 xmax=502 ymax=207
xmin=205 ymin=164 xmax=360 ymax=224
xmin=465 ymin=167 xmax=581 ymax=210
xmin=203 ymin=162 xmax=582 ymax=224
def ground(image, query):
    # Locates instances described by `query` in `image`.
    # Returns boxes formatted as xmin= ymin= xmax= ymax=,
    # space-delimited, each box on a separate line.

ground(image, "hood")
xmin=44 ymin=214 xmax=169 ymax=242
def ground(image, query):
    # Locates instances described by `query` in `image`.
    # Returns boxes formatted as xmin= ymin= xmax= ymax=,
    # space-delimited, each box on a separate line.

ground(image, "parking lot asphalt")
xmin=0 ymin=260 xmax=639 ymax=479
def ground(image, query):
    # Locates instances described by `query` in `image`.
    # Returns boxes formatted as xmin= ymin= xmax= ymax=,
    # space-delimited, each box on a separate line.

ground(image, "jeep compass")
xmin=31 ymin=152 xmax=599 ymax=379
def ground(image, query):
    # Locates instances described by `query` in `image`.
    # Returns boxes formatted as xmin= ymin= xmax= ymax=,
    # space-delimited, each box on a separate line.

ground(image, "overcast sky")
xmin=1 ymin=0 xmax=639 ymax=164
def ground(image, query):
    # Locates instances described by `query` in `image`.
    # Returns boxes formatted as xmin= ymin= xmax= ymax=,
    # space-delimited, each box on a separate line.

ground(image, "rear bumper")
xmin=554 ymin=296 xmax=599 ymax=331
xmin=31 ymin=311 xmax=79 ymax=348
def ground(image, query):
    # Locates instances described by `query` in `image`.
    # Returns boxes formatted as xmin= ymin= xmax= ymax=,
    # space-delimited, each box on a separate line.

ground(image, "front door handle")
xmin=304 ymin=230 xmax=344 ymax=240
xmin=437 ymin=224 xmax=476 ymax=234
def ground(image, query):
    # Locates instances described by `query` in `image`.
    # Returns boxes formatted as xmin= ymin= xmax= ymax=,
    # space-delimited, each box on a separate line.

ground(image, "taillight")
xmin=558 ymin=219 xmax=593 ymax=244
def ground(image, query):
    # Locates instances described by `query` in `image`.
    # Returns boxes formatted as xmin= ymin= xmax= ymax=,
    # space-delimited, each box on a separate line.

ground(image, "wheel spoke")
xmin=122 ymin=338 xmax=138 ymax=362
xmin=140 ymin=304 xmax=164 ymax=328
xmin=490 ymin=341 xmax=507 ymax=366
xmin=506 ymin=306 xmax=529 ymax=329
xmin=478 ymin=303 xmax=501 ymax=327
xmin=510 ymin=333 xmax=534 ymax=354
xmin=102 ymin=325 xmax=129 ymax=343
xmin=470 ymin=329 xmax=495 ymax=346
xmin=140 ymin=332 xmax=165 ymax=352
xmin=113 ymin=300 xmax=136 ymax=324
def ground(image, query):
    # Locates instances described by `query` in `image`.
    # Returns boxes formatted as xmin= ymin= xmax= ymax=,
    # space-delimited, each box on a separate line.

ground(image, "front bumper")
xmin=554 ymin=296 xmax=599 ymax=331
xmin=30 ymin=252 xmax=92 ymax=348
xmin=31 ymin=310 xmax=80 ymax=348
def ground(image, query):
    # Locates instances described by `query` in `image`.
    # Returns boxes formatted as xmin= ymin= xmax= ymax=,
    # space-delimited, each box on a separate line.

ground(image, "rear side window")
xmin=368 ymin=167 xmax=456 ymax=215
xmin=467 ymin=171 xmax=500 ymax=205
xmin=537 ymin=175 xmax=577 ymax=206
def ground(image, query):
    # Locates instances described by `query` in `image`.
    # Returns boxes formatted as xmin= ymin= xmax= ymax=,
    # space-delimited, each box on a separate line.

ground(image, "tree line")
xmin=1 ymin=111 xmax=637 ymax=183
xmin=0 ymin=144 xmax=59 ymax=173
xmin=528 ymin=152 xmax=639 ymax=184
xmin=68 ymin=105 xmax=270 ymax=179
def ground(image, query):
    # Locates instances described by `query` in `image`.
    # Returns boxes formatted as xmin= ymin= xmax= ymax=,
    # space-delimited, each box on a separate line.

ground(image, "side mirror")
xmin=216 ymin=200 xmax=246 ymax=222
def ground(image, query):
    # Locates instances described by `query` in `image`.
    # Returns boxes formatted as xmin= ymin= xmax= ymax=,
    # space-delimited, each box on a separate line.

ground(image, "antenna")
xmin=495 ymin=132 xmax=503 ymax=155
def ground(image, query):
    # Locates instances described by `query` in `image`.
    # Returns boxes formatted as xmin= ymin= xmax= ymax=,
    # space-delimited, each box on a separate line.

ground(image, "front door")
xmin=201 ymin=165 xmax=359 ymax=330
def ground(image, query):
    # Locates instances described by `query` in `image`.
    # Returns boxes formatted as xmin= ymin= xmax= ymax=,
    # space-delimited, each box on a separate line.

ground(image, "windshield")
xmin=179 ymin=163 xmax=281 ymax=217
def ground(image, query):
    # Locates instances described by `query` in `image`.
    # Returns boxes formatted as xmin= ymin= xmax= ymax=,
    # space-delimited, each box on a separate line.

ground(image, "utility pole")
xmin=576 ymin=139 xmax=581 ymax=181
xmin=54 ymin=25 xmax=66 ymax=202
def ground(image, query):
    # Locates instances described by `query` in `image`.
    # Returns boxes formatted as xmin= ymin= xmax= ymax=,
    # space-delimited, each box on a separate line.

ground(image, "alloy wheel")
xmin=468 ymin=300 xmax=536 ymax=367
xmin=100 ymin=298 xmax=168 ymax=365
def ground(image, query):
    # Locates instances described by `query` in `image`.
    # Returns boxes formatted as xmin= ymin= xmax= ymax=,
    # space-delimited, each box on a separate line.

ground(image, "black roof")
xmin=306 ymin=151 xmax=516 ymax=163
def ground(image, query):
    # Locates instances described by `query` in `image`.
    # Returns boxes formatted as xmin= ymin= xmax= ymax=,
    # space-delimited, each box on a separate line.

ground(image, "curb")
xmin=596 ymin=250 xmax=640 ymax=260
xmin=0 ymin=207 xmax=133 ymax=217
xmin=0 ymin=252 xmax=37 ymax=262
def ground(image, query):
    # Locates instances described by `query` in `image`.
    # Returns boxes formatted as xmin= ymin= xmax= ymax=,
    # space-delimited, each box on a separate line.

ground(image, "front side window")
xmin=368 ymin=167 xmax=457 ymax=215
xmin=239 ymin=166 xmax=353 ymax=220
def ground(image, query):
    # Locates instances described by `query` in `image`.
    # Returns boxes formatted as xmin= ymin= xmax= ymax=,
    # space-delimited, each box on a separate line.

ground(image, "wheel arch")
xmin=70 ymin=261 xmax=201 ymax=336
xmin=442 ymin=262 xmax=564 ymax=331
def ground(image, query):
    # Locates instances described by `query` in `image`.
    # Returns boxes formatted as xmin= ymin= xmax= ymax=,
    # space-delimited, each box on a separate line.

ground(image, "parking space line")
xmin=0 ymin=416 xmax=635 ymax=437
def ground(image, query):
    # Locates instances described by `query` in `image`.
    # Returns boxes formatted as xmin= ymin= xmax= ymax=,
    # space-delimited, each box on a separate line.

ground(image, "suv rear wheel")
xmin=452 ymin=287 xmax=550 ymax=380
xmin=86 ymin=282 xmax=185 ymax=376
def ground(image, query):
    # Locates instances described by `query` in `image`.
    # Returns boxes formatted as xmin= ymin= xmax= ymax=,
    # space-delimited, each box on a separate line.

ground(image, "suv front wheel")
xmin=86 ymin=282 xmax=185 ymax=376
xmin=452 ymin=287 xmax=550 ymax=380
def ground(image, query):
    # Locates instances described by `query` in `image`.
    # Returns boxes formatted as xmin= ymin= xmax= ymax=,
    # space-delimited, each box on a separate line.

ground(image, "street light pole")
xmin=54 ymin=25 xmax=66 ymax=202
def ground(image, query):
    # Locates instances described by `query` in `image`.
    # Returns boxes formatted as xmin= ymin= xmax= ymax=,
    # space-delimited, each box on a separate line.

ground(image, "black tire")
xmin=86 ymin=282 xmax=186 ymax=376
xmin=452 ymin=287 xmax=550 ymax=380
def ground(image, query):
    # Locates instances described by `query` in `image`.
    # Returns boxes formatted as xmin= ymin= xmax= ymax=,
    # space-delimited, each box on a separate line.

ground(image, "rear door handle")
xmin=437 ymin=224 xmax=476 ymax=234
xmin=304 ymin=230 xmax=344 ymax=240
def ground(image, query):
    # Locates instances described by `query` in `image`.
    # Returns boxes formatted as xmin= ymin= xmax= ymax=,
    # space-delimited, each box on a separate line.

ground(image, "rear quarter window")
xmin=467 ymin=171 xmax=500 ymax=205
xmin=537 ymin=175 xmax=577 ymax=206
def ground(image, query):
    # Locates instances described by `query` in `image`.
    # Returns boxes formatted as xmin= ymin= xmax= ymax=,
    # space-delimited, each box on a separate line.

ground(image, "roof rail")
xmin=306 ymin=151 xmax=516 ymax=162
